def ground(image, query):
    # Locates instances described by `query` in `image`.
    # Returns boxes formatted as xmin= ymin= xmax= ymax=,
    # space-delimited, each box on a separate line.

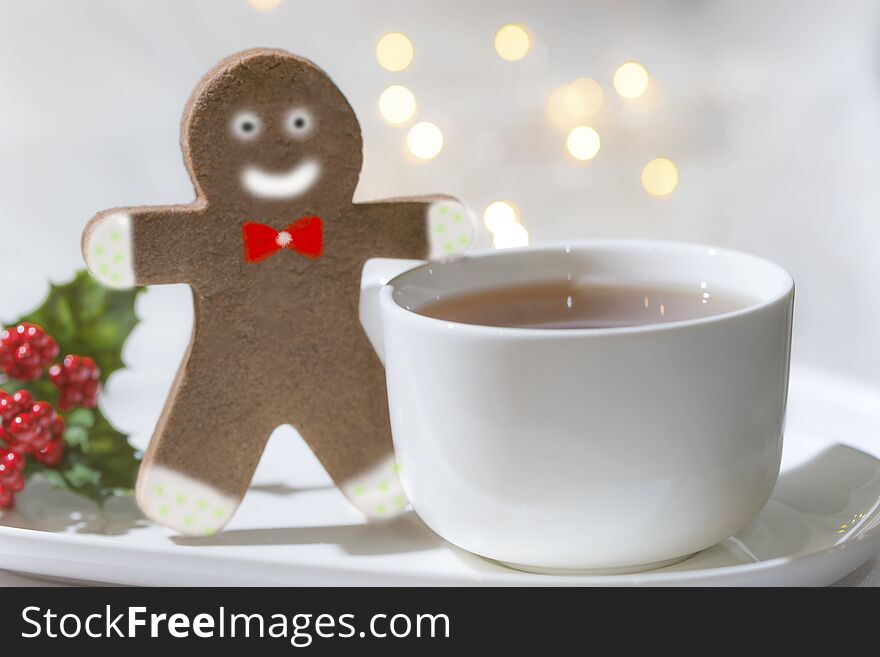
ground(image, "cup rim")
xmin=382 ymin=239 xmax=795 ymax=338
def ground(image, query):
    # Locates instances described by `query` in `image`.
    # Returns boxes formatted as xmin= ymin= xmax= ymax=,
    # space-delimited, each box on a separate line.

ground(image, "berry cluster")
xmin=50 ymin=355 xmax=101 ymax=411
xmin=0 ymin=323 xmax=59 ymax=381
xmin=0 ymin=322 xmax=102 ymax=508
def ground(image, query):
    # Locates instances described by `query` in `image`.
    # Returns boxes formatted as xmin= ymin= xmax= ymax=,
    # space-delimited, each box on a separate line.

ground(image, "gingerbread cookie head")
xmin=182 ymin=49 xmax=363 ymax=212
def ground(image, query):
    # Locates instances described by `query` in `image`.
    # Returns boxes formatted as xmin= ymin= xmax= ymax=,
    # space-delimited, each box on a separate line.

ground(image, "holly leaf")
xmin=2 ymin=270 xmax=144 ymax=504
xmin=12 ymin=270 xmax=144 ymax=382
xmin=33 ymin=407 xmax=140 ymax=501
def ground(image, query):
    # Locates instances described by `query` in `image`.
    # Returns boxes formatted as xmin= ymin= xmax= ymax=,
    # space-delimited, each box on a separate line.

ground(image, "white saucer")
xmin=1 ymin=364 xmax=879 ymax=586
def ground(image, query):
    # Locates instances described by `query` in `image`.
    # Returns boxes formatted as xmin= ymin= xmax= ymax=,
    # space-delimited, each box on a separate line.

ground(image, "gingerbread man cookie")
xmin=82 ymin=49 xmax=474 ymax=535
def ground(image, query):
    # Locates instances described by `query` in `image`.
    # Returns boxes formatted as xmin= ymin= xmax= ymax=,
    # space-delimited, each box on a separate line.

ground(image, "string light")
xmin=613 ymin=61 xmax=650 ymax=99
xmin=378 ymin=85 xmax=416 ymax=125
xmin=483 ymin=201 xmax=529 ymax=249
xmin=641 ymin=158 xmax=679 ymax=197
xmin=376 ymin=32 xmax=414 ymax=72
xmin=566 ymin=126 xmax=601 ymax=161
xmin=494 ymin=24 xmax=531 ymax=61
xmin=406 ymin=122 xmax=443 ymax=160
xmin=248 ymin=0 xmax=281 ymax=10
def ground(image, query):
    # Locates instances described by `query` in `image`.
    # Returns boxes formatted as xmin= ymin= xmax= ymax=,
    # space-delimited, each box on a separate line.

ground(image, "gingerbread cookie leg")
xmin=275 ymin=285 xmax=404 ymax=520
xmin=325 ymin=197 xmax=476 ymax=518
xmin=136 ymin=340 xmax=277 ymax=536
xmin=332 ymin=350 xmax=408 ymax=519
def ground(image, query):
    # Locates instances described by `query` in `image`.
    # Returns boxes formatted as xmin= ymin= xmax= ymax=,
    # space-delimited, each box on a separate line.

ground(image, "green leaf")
xmin=61 ymin=407 xmax=140 ymax=498
xmin=10 ymin=270 xmax=145 ymax=382
xmin=2 ymin=270 xmax=144 ymax=503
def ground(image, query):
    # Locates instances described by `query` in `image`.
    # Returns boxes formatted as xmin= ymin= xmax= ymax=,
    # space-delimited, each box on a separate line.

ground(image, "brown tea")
xmin=417 ymin=281 xmax=751 ymax=329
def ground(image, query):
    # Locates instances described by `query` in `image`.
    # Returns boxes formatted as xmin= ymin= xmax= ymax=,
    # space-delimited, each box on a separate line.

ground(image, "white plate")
xmin=1 ymin=364 xmax=879 ymax=586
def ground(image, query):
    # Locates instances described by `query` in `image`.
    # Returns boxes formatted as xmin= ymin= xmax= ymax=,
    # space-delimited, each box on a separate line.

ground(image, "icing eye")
xmin=286 ymin=108 xmax=313 ymax=138
xmin=232 ymin=111 xmax=261 ymax=140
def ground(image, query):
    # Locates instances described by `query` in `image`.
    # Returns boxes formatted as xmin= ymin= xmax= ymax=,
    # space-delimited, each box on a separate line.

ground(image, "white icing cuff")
xmin=427 ymin=200 xmax=475 ymax=259
xmin=84 ymin=212 xmax=135 ymax=288
xmin=339 ymin=454 xmax=410 ymax=519
xmin=136 ymin=464 xmax=238 ymax=536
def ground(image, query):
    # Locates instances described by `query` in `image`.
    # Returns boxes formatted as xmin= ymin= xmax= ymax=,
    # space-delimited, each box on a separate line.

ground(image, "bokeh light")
xmin=547 ymin=78 xmax=604 ymax=128
xmin=248 ymin=0 xmax=281 ymax=10
xmin=492 ymin=222 xmax=530 ymax=249
xmin=378 ymin=85 xmax=416 ymax=125
xmin=566 ymin=126 xmax=601 ymax=161
xmin=406 ymin=122 xmax=443 ymax=160
xmin=613 ymin=61 xmax=650 ymax=99
xmin=483 ymin=201 xmax=519 ymax=233
xmin=641 ymin=158 xmax=679 ymax=197
xmin=376 ymin=32 xmax=414 ymax=72
xmin=484 ymin=201 xmax=529 ymax=249
xmin=494 ymin=24 xmax=531 ymax=61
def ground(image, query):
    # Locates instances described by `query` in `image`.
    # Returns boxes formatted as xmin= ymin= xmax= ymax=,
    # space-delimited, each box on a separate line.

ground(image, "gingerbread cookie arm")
xmin=355 ymin=196 xmax=476 ymax=260
xmin=82 ymin=205 xmax=203 ymax=288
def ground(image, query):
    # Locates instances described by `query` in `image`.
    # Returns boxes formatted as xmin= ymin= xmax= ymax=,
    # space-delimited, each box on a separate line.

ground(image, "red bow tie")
xmin=242 ymin=217 xmax=323 ymax=263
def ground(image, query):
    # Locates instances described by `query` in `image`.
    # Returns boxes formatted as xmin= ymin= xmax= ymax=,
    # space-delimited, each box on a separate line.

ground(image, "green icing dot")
xmin=112 ymin=253 xmax=123 ymax=263
xmin=110 ymin=231 xmax=121 ymax=242
xmin=394 ymin=496 xmax=406 ymax=508
xmin=434 ymin=224 xmax=446 ymax=234
xmin=453 ymin=212 xmax=463 ymax=223
xmin=203 ymin=527 xmax=214 ymax=536
xmin=197 ymin=499 xmax=208 ymax=510
xmin=378 ymin=480 xmax=390 ymax=493
xmin=158 ymin=504 xmax=169 ymax=516
xmin=438 ymin=205 xmax=448 ymax=215
xmin=393 ymin=463 xmax=403 ymax=473
xmin=443 ymin=241 xmax=454 ymax=252
xmin=153 ymin=484 xmax=165 ymax=495
xmin=213 ymin=508 xmax=225 ymax=518
xmin=375 ymin=504 xmax=387 ymax=515
xmin=175 ymin=494 xmax=186 ymax=505
xmin=111 ymin=273 xmax=121 ymax=283
xmin=95 ymin=245 xmax=105 ymax=255
xmin=354 ymin=485 xmax=366 ymax=496
xmin=99 ymin=264 xmax=109 ymax=274
xmin=184 ymin=515 xmax=194 ymax=526
xmin=459 ymin=236 xmax=470 ymax=246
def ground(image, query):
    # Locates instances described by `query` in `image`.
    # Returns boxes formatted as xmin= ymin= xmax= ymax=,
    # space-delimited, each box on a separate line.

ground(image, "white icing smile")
xmin=241 ymin=159 xmax=321 ymax=200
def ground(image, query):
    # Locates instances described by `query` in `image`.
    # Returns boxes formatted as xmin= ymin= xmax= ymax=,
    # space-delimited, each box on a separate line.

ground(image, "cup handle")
xmin=360 ymin=258 xmax=425 ymax=365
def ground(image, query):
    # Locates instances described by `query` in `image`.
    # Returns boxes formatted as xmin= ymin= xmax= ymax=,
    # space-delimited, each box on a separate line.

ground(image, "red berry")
xmin=0 ymin=443 xmax=31 ymax=507
xmin=0 ymin=449 xmax=24 ymax=484
xmin=0 ymin=485 xmax=13 ymax=509
xmin=2 ymin=471 xmax=23 ymax=492
xmin=0 ymin=449 xmax=24 ymax=474
xmin=3 ymin=400 xmax=63 ymax=455
xmin=9 ymin=413 xmax=43 ymax=452
xmin=49 ymin=354 xmax=101 ymax=411
xmin=0 ymin=323 xmax=59 ymax=381
xmin=0 ymin=389 xmax=33 ymax=424
xmin=34 ymin=439 xmax=64 ymax=467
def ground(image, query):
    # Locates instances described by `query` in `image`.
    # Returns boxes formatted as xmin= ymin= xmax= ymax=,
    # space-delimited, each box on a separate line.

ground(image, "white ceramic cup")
xmin=359 ymin=240 xmax=794 ymax=573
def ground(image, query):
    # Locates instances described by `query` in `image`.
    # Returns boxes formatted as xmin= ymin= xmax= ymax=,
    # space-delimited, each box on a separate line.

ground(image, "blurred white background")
xmin=1 ymin=0 xmax=879 ymax=387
